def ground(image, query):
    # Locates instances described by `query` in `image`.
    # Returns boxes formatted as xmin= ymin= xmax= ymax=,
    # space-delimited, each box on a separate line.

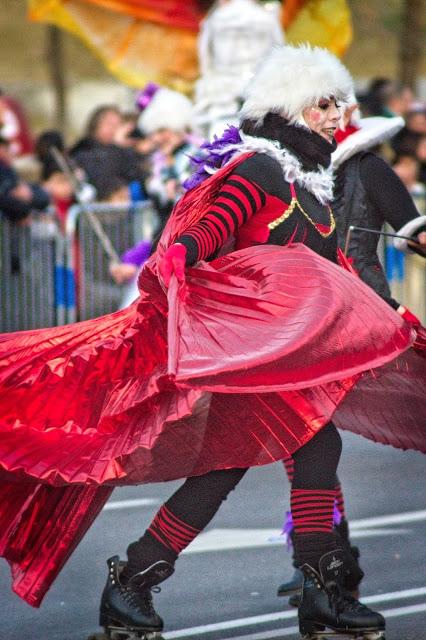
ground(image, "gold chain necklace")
xmin=268 ymin=197 xmax=336 ymax=238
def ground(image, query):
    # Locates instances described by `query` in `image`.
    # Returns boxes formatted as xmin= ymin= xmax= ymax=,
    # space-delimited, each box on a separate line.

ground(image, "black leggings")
xmin=167 ymin=422 xmax=342 ymax=529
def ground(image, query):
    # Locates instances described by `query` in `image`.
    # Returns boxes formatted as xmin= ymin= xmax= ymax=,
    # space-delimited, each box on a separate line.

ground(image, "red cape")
xmin=0 ymin=154 xmax=424 ymax=606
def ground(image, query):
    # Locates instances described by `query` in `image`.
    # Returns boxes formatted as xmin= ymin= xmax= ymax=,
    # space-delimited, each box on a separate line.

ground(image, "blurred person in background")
xmin=393 ymin=153 xmax=425 ymax=213
xmin=404 ymin=101 xmax=426 ymax=135
xmin=108 ymin=85 xmax=200 ymax=297
xmin=359 ymin=78 xmax=414 ymax=118
xmin=0 ymin=135 xmax=49 ymax=224
xmin=194 ymin=0 xmax=284 ymax=137
xmin=70 ymin=104 xmax=146 ymax=202
xmin=135 ymin=83 xmax=200 ymax=217
xmin=391 ymin=134 xmax=426 ymax=193
xmin=0 ymin=87 xmax=34 ymax=158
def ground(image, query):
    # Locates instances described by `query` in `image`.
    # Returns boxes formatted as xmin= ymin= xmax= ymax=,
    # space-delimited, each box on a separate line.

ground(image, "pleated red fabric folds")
xmin=0 ymin=154 xmax=424 ymax=607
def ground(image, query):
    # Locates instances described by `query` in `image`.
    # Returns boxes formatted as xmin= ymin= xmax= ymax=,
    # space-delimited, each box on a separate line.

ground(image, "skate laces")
xmin=122 ymin=584 xmax=158 ymax=616
xmin=328 ymin=582 xmax=366 ymax=615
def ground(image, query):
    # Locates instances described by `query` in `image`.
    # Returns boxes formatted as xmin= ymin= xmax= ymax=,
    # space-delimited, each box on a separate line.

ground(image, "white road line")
xmin=103 ymin=498 xmax=159 ymax=510
xmin=196 ymin=604 xmax=426 ymax=640
xmin=383 ymin=602 xmax=426 ymax=618
xmin=100 ymin=502 xmax=426 ymax=553
xmin=350 ymin=509 xmax=426 ymax=529
xmin=163 ymin=587 xmax=426 ymax=639
xmin=102 ymin=499 xmax=426 ymax=526
xmin=182 ymin=527 xmax=411 ymax=554
xmin=204 ymin=625 xmax=300 ymax=640
xmin=196 ymin=603 xmax=426 ymax=640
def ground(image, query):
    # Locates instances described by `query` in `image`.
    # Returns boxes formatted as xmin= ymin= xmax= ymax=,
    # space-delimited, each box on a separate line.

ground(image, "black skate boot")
xmin=99 ymin=555 xmax=174 ymax=639
xmin=277 ymin=567 xmax=303 ymax=597
xmin=279 ymin=518 xmax=364 ymax=608
xmin=277 ymin=513 xmax=303 ymax=598
xmin=298 ymin=549 xmax=385 ymax=639
xmin=335 ymin=518 xmax=364 ymax=595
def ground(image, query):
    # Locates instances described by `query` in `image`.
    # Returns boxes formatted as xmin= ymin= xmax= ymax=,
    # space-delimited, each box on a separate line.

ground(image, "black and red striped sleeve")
xmin=176 ymin=173 xmax=267 ymax=265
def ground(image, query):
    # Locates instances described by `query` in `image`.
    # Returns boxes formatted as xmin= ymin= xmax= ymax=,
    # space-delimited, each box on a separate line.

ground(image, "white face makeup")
xmin=302 ymin=98 xmax=341 ymax=142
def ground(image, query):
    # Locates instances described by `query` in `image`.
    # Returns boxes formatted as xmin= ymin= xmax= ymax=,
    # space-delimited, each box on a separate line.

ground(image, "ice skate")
xmin=298 ymin=549 xmax=385 ymax=639
xmin=91 ymin=555 xmax=174 ymax=640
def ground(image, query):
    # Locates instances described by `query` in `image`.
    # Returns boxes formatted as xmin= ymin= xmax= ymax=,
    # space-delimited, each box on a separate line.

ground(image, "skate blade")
xmin=88 ymin=627 xmax=163 ymax=640
xmin=277 ymin=586 xmax=302 ymax=597
xmin=301 ymin=630 xmax=385 ymax=640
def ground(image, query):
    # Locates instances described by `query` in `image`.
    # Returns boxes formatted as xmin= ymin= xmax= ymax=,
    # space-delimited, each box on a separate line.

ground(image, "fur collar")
xmin=209 ymin=133 xmax=334 ymax=204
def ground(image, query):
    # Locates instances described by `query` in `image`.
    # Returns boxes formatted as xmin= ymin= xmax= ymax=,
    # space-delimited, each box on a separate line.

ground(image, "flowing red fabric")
xmin=0 ymin=154 xmax=424 ymax=607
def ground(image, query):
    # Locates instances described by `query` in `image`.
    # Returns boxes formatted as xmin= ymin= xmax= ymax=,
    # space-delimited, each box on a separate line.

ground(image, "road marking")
xmin=192 ymin=603 xmax=426 ymax=640
xmin=163 ymin=587 xmax=426 ymax=638
xmin=103 ymin=498 xmax=159 ymax=510
xmin=101 ymin=503 xmax=425 ymax=550
xmin=350 ymin=509 xmax=426 ymax=529
xmin=182 ymin=526 xmax=411 ymax=554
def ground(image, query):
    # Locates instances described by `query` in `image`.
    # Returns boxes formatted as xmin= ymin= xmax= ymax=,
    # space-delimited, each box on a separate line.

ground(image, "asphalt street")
xmin=1 ymin=431 xmax=425 ymax=640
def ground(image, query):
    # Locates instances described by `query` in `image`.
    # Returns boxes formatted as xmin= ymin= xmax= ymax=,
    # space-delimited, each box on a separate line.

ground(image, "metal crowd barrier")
xmin=387 ymin=250 xmax=426 ymax=322
xmin=65 ymin=201 xmax=159 ymax=322
xmin=0 ymin=203 xmax=424 ymax=332
xmin=0 ymin=201 xmax=159 ymax=331
xmin=0 ymin=212 xmax=59 ymax=332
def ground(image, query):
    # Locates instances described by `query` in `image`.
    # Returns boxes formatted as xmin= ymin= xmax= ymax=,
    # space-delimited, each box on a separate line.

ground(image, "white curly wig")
xmin=138 ymin=88 xmax=194 ymax=135
xmin=240 ymin=44 xmax=354 ymax=125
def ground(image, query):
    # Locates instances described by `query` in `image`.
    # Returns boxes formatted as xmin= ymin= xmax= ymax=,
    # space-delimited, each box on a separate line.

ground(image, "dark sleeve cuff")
xmin=175 ymin=235 xmax=200 ymax=266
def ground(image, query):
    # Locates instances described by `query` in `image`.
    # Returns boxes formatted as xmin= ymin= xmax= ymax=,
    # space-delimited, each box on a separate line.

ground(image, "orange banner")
xmin=80 ymin=0 xmax=204 ymax=29
xmin=28 ymin=1 xmax=352 ymax=90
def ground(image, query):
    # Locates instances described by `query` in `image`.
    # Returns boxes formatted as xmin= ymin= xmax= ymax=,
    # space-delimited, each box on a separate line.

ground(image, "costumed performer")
xmin=277 ymin=98 xmax=426 ymax=606
xmin=0 ymin=45 xmax=425 ymax=640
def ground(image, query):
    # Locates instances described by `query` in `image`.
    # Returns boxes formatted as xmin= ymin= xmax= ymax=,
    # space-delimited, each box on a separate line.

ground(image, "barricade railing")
xmin=65 ymin=200 xmax=159 ymax=322
xmin=0 ymin=211 xmax=60 ymax=332
xmin=1 ymin=204 xmax=424 ymax=332
xmin=1 ymin=201 xmax=159 ymax=331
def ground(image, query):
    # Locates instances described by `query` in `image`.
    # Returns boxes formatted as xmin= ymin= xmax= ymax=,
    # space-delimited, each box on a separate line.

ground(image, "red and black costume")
xmin=0 ymin=116 xmax=425 ymax=611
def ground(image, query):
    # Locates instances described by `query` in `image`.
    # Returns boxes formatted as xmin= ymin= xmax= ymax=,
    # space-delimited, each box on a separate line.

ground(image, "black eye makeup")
xmin=317 ymin=99 xmax=341 ymax=111
xmin=318 ymin=100 xmax=330 ymax=110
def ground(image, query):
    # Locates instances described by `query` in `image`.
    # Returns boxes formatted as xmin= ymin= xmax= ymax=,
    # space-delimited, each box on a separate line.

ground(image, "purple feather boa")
xmin=182 ymin=125 xmax=243 ymax=191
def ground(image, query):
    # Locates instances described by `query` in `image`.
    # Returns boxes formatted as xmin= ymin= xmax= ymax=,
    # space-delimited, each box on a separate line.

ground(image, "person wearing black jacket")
xmin=0 ymin=137 xmax=50 ymax=222
xmin=277 ymin=108 xmax=426 ymax=607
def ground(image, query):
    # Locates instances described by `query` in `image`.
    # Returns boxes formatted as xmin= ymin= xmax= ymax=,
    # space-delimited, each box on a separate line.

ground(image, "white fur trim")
xmin=240 ymin=44 xmax=353 ymax=124
xmin=138 ymin=89 xmax=194 ymax=134
xmin=206 ymin=133 xmax=334 ymax=204
xmin=332 ymin=116 xmax=405 ymax=168
xmin=393 ymin=216 xmax=426 ymax=252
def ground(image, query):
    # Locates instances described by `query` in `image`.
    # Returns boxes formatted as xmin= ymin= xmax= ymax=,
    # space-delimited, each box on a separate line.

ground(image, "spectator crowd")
xmin=1 ymin=75 xmax=426 ymax=306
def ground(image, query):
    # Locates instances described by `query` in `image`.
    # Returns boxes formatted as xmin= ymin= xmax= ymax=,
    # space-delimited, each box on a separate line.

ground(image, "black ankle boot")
xmin=277 ymin=516 xmax=303 ymax=598
xmin=99 ymin=555 xmax=174 ymax=634
xmin=277 ymin=567 xmax=303 ymax=597
xmin=298 ymin=549 xmax=385 ymax=639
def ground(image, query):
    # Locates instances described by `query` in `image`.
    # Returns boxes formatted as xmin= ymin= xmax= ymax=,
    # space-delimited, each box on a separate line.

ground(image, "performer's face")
xmin=302 ymin=98 xmax=341 ymax=142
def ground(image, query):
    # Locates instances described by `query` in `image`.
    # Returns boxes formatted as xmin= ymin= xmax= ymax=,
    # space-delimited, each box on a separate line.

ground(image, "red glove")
xmin=398 ymin=306 xmax=421 ymax=328
xmin=159 ymin=243 xmax=187 ymax=287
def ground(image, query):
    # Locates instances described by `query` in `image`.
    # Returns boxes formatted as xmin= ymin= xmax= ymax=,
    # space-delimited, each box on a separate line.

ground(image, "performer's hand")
xmin=397 ymin=305 xmax=421 ymax=328
xmin=159 ymin=243 xmax=187 ymax=287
